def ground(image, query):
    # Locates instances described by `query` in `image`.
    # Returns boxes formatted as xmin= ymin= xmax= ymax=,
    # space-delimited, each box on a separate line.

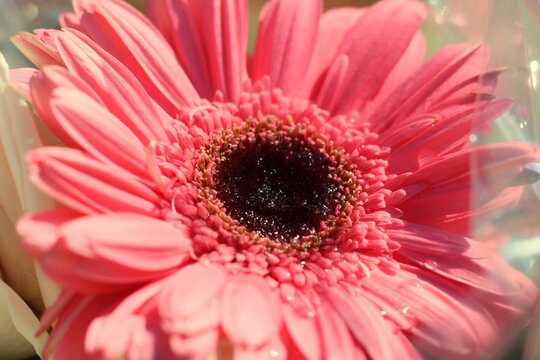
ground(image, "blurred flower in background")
xmin=0 ymin=53 xmax=54 ymax=359
xmin=0 ymin=1 xmax=73 ymax=67
xmin=1 ymin=3 xmax=70 ymax=359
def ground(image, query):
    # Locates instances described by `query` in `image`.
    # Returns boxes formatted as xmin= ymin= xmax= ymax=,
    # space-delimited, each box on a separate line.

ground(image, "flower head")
xmin=13 ymin=0 xmax=540 ymax=359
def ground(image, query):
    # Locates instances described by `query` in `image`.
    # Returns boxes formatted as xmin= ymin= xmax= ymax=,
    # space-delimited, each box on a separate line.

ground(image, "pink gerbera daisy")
xmin=11 ymin=0 xmax=540 ymax=358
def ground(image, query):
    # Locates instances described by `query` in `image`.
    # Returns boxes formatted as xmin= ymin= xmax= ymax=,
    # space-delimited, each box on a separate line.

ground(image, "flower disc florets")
xmin=194 ymin=116 xmax=361 ymax=253
xmin=152 ymin=89 xmax=396 ymax=281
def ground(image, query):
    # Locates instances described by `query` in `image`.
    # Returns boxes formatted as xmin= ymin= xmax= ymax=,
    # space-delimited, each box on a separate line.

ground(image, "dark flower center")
xmin=215 ymin=137 xmax=340 ymax=242
xmin=191 ymin=117 xmax=361 ymax=252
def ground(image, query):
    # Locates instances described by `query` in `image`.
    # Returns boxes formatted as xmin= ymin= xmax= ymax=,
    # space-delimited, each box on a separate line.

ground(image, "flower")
xmin=0 ymin=52 xmax=54 ymax=359
xmin=12 ymin=0 xmax=540 ymax=358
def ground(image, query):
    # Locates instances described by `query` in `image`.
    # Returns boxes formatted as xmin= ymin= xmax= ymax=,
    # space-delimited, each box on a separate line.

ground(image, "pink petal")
xmin=314 ymin=55 xmax=350 ymax=111
xmin=42 ymin=298 xmax=94 ymax=359
xmin=8 ymin=68 xmax=37 ymax=99
xmin=385 ymin=95 xmax=511 ymax=174
xmin=234 ymin=334 xmax=288 ymax=360
xmin=59 ymin=12 xmax=83 ymax=31
xmin=308 ymin=7 xmax=365 ymax=90
xmin=169 ymin=330 xmax=219 ymax=360
xmin=86 ymin=315 xmax=145 ymax=359
xmin=380 ymin=89 xmax=506 ymax=162
xmin=48 ymin=87 xmax=148 ymax=176
xmin=370 ymin=44 xmax=483 ymax=132
xmin=31 ymin=215 xmax=187 ymax=292
xmin=73 ymin=0 xmax=199 ymax=114
xmin=37 ymin=290 xmax=78 ymax=336
xmin=378 ymin=114 xmax=439 ymax=151
xmin=424 ymin=68 xmax=501 ymax=117
xmin=283 ymin=305 xmax=321 ymax=360
xmin=390 ymin=223 xmax=538 ymax=296
xmin=198 ymin=0 xmax=248 ymax=102
xmin=30 ymin=64 xmax=101 ymax=148
xmin=365 ymin=267 xmax=502 ymax=357
xmin=167 ymin=302 xmax=220 ymax=336
xmin=252 ymin=0 xmax=322 ymax=98
xmin=17 ymin=209 xmax=80 ymax=256
xmin=159 ymin=263 xmax=228 ymax=334
xmin=324 ymin=287 xmax=421 ymax=360
xmin=221 ymin=275 xmax=281 ymax=348
xmin=43 ymin=293 xmax=120 ymax=359
xmin=362 ymin=31 xmax=426 ymax=119
xmin=395 ymin=143 xmax=539 ymax=222
xmin=86 ymin=281 xmax=165 ymax=358
xmin=27 ymin=147 xmax=159 ymax=215
xmin=420 ymin=46 xmax=490 ymax=114
xmin=60 ymin=213 xmax=190 ymax=271
xmin=145 ymin=0 xmax=213 ymax=98
xmin=426 ymin=186 xmax=523 ymax=235
xmin=54 ymin=30 xmax=168 ymax=144
xmin=390 ymin=223 xmax=482 ymax=258
xmin=11 ymin=31 xmax=63 ymax=67
xmin=317 ymin=301 xmax=364 ymax=360
xmin=38 ymin=254 xmax=173 ymax=293
xmin=328 ymin=0 xmax=426 ymax=114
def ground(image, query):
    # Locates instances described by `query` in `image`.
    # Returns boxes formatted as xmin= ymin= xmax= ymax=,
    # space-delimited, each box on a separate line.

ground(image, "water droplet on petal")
xmin=401 ymin=307 xmax=409 ymax=314
xmin=380 ymin=310 xmax=387 ymax=316
xmin=307 ymin=311 xmax=316 ymax=318
xmin=424 ymin=260 xmax=438 ymax=270
xmin=269 ymin=349 xmax=279 ymax=358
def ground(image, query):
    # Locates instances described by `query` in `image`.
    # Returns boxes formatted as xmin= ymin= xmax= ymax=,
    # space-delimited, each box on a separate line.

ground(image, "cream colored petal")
xmin=0 ymin=53 xmax=54 ymax=214
xmin=0 ymin=53 xmax=59 ymax=308
xmin=0 ymin=278 xmax=47 ymax=359
xmin=0 ymin=136 xmax=43 ymax=312
xmin=0 ymin=53 xmax=43 ymax=311
xmin=35 ymin=266 xmax=59 ymax=308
